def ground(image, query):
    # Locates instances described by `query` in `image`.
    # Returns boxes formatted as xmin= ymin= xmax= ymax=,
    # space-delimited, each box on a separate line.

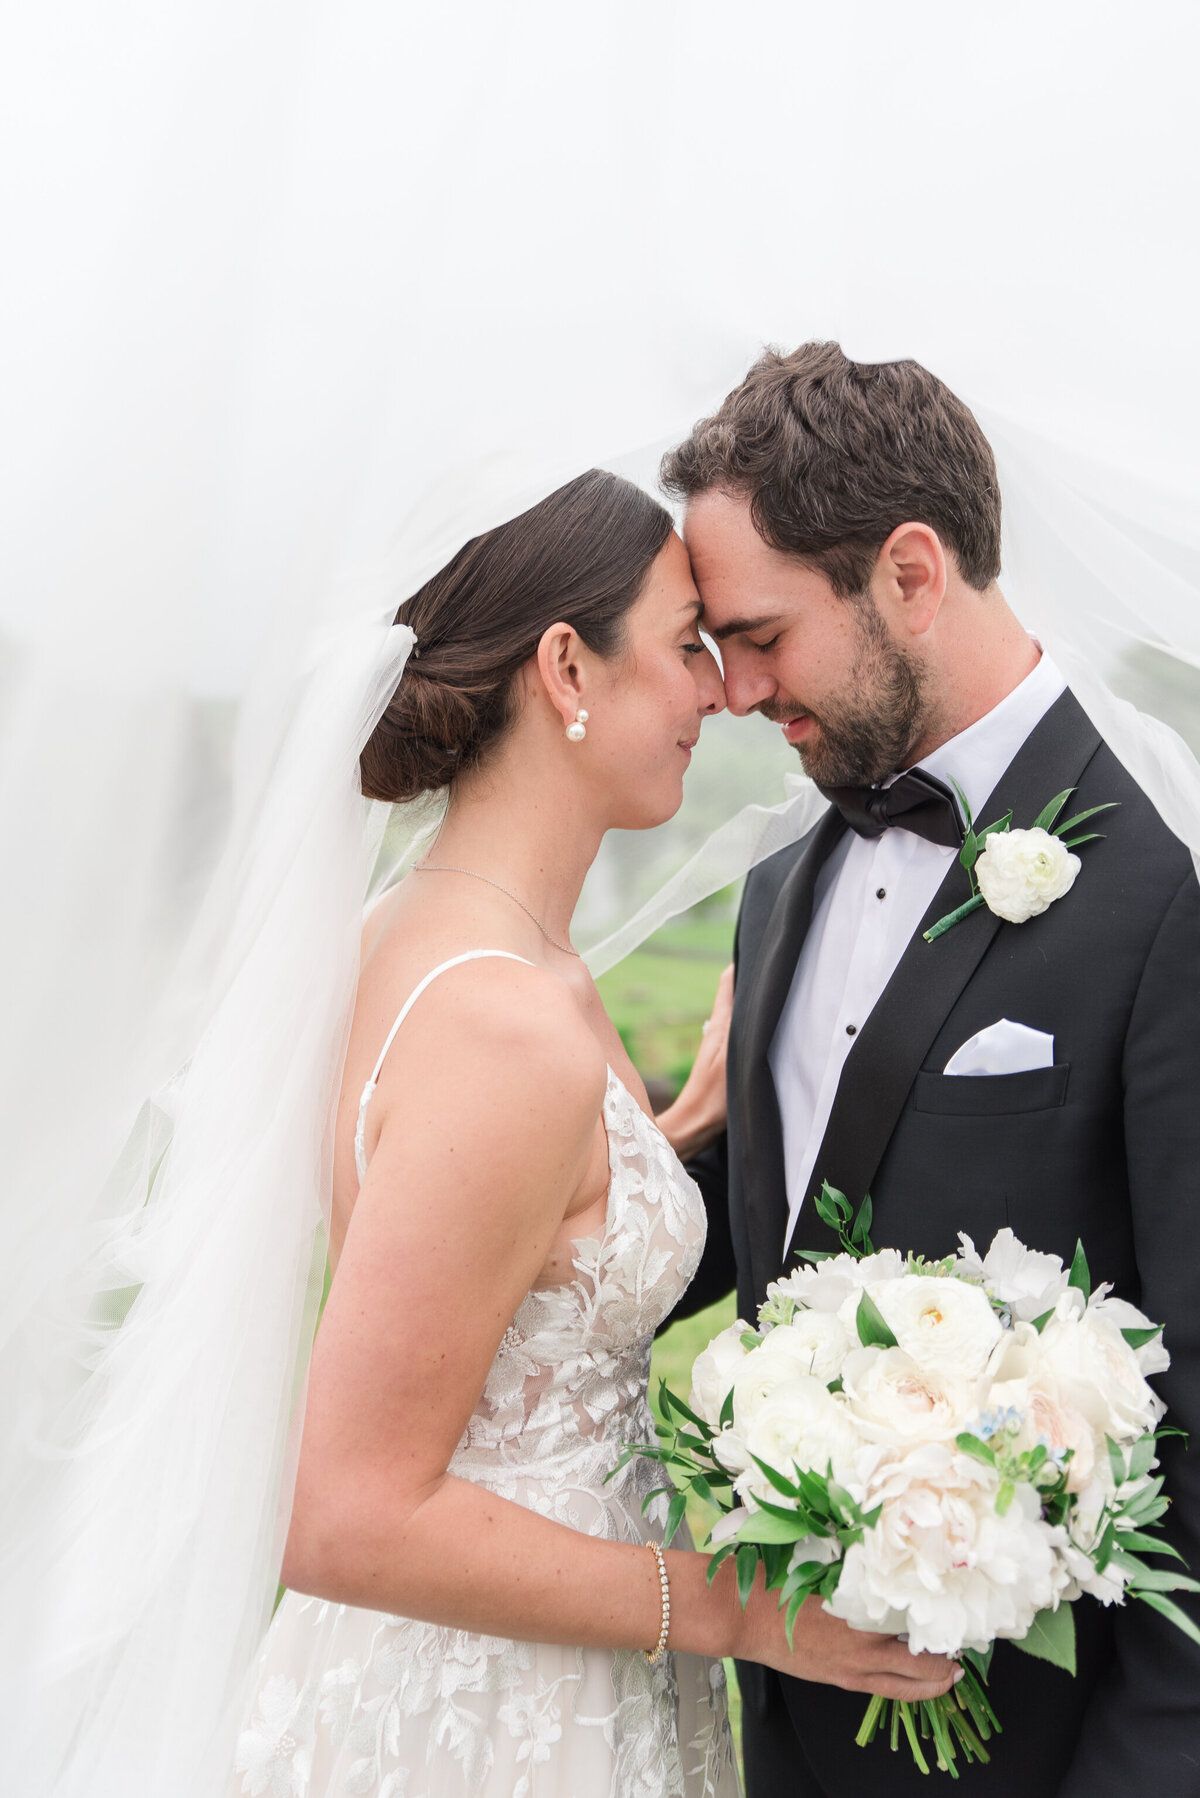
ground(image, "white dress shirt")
xmin=770 ymin=650 xmax=1067 ymax=1256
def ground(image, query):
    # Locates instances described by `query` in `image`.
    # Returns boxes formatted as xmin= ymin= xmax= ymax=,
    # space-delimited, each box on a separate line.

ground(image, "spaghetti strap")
xmin=354 ymin=949 xmax=533 ymax=1182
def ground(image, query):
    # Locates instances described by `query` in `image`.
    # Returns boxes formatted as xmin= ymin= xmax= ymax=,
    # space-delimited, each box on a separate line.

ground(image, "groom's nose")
xmin=720 ymin=649 xmax=776 ymax=717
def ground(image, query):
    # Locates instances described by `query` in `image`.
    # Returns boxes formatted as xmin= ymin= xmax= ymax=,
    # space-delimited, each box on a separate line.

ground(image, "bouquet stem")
xmin=855 ymin=1664 xmax=999 ymax=1778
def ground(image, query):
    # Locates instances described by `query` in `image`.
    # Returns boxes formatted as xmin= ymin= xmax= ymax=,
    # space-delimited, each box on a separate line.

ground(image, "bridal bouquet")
xmin=624 ymin=1191 xmax=1200 ymax=1777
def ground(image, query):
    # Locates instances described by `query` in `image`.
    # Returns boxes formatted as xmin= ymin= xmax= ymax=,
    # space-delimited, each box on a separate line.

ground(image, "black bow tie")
xmin=818 ymin=768 xmax=965 ymax=849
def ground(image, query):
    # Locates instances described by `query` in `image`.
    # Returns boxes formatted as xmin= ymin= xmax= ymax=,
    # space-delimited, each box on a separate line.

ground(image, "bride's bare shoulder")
xmin=353 ymin=890 xmax=606 ymax=1114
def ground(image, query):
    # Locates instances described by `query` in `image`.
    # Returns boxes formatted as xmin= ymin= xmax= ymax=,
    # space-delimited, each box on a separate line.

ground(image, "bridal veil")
xmin=1 ymin=4 xmax=1197 ymax=1793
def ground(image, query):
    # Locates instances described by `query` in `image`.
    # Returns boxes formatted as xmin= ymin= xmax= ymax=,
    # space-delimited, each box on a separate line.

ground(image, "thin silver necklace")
xmin=414 ymin=865 xmax=580 ymax=957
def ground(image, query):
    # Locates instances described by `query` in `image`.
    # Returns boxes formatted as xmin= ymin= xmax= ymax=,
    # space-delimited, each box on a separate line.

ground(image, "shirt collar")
xmin=910 ymin=647 xmax=1066 ymax=827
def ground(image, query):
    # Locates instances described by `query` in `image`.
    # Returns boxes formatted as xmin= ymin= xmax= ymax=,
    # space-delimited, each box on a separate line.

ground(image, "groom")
xmin=667 ymin=344 xmax=1200 ymax=1797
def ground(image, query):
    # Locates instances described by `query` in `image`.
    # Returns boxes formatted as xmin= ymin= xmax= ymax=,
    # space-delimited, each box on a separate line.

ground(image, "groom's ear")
xmin=871 ymin=522 xmax=947 ymax=638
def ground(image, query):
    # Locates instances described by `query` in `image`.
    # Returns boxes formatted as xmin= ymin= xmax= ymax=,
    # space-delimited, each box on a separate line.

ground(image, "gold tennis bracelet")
xmin=644 ymin=1541 xmax=671 ymax=1666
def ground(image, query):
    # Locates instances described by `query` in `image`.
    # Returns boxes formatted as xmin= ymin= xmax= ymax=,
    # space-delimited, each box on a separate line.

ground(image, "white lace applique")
xmin=233 ymin=1070 xmax=739 ymax=1797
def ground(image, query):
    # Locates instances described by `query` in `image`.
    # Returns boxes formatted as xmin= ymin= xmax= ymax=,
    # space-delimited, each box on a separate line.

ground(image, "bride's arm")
xmin=282 ymin=962 xmax=955 ymax=1700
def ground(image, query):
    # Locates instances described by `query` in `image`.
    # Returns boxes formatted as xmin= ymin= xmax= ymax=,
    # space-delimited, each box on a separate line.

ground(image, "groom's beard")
xmin=761 ymin=605 xmax=930 ymax=787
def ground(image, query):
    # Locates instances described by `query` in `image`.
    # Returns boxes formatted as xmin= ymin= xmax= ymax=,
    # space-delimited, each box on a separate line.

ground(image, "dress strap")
xmin=354 ymin=949 xmax=534 ymax=1182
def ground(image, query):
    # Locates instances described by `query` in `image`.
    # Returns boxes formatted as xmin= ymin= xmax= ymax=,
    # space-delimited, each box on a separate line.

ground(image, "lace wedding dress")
xmin=231 ymin=953 xmax=740 ymax=1798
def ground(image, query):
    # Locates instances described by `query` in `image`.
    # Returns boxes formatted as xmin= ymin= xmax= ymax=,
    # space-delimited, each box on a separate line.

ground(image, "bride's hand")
xmin=655 ymin=963 xmax=733 ymax=1161
xmin=733 ymin=1571 xmax=960 ymax=1701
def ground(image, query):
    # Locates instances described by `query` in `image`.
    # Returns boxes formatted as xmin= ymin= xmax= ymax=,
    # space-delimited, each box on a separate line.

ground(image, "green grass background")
xmin=600 ymin=902 xmax=745 ymax=1770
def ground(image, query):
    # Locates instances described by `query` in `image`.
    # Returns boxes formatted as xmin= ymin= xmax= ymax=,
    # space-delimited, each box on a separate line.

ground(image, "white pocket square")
xmin=944 ymin=1018 xmax=1054 ymax=1077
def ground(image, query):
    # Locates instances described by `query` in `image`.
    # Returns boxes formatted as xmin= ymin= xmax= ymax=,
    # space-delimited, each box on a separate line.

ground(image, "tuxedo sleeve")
xmin=1060 ymin=869 xmax=1200 ymax=1798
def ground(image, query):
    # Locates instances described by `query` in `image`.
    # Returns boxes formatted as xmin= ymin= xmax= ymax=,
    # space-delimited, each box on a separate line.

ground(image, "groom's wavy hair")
xmin=660 ymin=342 xmax=1002 ymax=597
xmin=361 ymin=469 xmax=674 ymax=802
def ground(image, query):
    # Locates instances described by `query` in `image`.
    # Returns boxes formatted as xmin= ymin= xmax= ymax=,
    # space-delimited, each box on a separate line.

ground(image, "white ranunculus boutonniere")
xmin=975 ymin=827 xmax=1078 ymax=923
xmin=924 ymin=785 xmax=1117 ymax=943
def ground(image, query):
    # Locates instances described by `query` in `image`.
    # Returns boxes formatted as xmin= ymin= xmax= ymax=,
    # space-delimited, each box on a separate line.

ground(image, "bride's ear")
xmin=534 ymin=621 xmax=588 ymax=729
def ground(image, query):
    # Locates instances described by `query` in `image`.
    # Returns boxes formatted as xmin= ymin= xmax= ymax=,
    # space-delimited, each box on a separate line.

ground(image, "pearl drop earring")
xmin=566 ymin=709 xmax=588 ymax=743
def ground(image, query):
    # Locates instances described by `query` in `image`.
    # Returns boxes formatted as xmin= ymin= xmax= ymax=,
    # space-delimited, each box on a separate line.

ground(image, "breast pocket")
xmin=913 ymin=1064 xmax=1070 ymax=1117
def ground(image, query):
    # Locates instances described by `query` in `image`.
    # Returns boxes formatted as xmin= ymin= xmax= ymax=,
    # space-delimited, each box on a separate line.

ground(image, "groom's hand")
xmin=736 ymin=1578 xmax=960 ymax=1700
xmin=655 ymin=963 xmax=734 ymax=1161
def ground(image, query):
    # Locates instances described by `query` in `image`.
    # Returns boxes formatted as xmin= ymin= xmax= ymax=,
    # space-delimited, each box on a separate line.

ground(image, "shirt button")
xmin=846 ymin=1023 xmax=857 ymax=1036
xmin=876 ymin=887 xmax=887 ymax=900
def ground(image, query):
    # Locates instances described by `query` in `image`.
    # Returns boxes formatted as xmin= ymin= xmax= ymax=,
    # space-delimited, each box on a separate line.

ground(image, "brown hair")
xmin=361 ymin=469 xmax=674 ymax=802
xmin=660 ymin=342 xmax=1001 ymax=596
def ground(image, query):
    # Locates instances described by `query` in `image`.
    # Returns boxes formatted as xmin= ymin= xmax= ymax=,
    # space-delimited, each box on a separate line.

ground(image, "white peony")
xmin=737 ymin=1375 xmax=864 ymax=1501
xmin=844 ymin=1274 xmax=1003 ymax=1379
xmin=689 ymin=1321 xmax=752 ymax=1427
xmin=1037 ymin=1305 xmax=1164 ymax=1443
xmin=842 ymin=1345 xmax=975 ymax=1444
xmin=825 ymin=1442 xmax=1072 ymax=1654
xmin=974 ymin=826 xmax=1080 ymax=925
xmin=957 ymin=1228 xmax=1070 ymax=1323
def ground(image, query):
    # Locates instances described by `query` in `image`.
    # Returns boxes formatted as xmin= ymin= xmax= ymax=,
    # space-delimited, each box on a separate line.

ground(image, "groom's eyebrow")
xmin=706 ymin=611 xmax=785 ymax=642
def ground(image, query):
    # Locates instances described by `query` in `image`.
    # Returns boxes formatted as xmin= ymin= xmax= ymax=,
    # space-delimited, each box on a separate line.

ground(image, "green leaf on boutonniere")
xmin=1031 ymin=788 xmax=1075 ymax=832
xmin=1122 ymin=1324 xmax=1164 ymax=1350
xmin=1052 ymin=801 xmax=1119 ymax=837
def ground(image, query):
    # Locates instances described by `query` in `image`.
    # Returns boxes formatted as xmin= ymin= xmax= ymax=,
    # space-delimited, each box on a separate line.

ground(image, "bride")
xmin=230 ymin=468 xmax=958 ymax=1797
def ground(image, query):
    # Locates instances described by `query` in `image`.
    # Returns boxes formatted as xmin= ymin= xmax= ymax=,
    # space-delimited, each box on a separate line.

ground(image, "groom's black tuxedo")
xmin=684 ymin=690 xmax=1200 ymax=1797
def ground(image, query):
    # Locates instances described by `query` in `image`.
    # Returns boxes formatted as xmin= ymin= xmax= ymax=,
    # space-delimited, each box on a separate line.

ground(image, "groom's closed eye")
xmin=707 ymin=612 xmax=787 ymax=644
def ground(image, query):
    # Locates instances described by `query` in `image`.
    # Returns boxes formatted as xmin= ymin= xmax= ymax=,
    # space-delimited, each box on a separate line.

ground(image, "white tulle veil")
xmin=2 ymin=4 xmax=1198 ymax=1794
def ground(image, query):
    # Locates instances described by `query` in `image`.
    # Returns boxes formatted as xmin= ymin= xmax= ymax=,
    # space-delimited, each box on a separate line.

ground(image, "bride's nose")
xmin=698 ymin=647 xmax=726 ymax=716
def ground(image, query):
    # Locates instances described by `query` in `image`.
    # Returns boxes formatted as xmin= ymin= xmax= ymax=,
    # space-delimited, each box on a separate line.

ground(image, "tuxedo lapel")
xmin=735 ymin=805 xmax=847 ymax=1298
xmin=809 ymin=690 xmax=1103 ymax=1210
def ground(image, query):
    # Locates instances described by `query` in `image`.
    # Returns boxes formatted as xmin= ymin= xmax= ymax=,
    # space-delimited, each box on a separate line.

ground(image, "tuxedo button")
xmin=876 ymin=887 xmax=886 ymax=899
xmin=846 ymin=1023 xmax=857 ymax=1036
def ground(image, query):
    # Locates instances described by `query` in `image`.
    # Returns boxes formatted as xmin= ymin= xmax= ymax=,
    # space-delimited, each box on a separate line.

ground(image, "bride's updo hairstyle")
xmin=361 ymin=470 xmax=674 ymax=802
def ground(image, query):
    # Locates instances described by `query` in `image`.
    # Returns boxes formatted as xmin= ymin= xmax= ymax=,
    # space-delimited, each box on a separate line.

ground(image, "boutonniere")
xmin=923 ymin=784 xmax=1118 ymax=943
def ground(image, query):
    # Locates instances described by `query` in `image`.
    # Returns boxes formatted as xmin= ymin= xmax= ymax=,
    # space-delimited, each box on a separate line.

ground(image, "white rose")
xmin=773 ymin=1249 xmax=907 ymax=1316
xmin=958 ymin=1228 xmax=1070 ymax=1324
xmin=974 ymin=826 xmax=1080 ymax=925
xmin=842 ymin=1345 xmax=974 ymax=1444
xmin=980 ymin=1324 xmax=1097 ymax=1489
xmin=737 ymin=1376 xmax=864 ymax=1500
xmin=766 ymin=1310 xmax=854 ymax=1386
xmin=991 ymin=1380 xmax=1098 ymax=1494
xmin=825 ymin=1442 xmax=1072 ymax=1655
xmin=1037 ymin=1307 xmax=1164 ymax=1443
xmin=1088 ymin=1293 xmax=1171 ymax=1378
xmin=844 ymin=1275 xmax=1002 ymax=1379
xmin=689 ymin=1321 xmax=752 ymax=1427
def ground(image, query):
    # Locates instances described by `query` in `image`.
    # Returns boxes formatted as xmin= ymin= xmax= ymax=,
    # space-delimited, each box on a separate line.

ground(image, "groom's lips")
xmin=782 ymin=713 xmax=813 ymax=745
